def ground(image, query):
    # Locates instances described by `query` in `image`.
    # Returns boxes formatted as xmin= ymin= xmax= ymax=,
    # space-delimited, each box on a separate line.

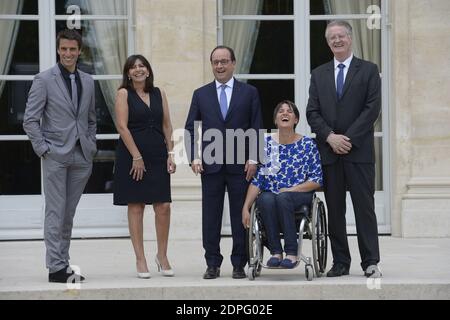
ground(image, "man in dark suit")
xmin=185 ymin=46 xmax=263 ymax=279
xmin=23 ymin=29 xmax=97 ymax=283
xmin=306 ymin=20 xmax=382 ymax=278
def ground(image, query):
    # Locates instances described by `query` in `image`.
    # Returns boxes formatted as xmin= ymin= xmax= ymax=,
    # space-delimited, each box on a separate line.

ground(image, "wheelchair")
xmin=246 ymin=193 xmax=328 ymax=281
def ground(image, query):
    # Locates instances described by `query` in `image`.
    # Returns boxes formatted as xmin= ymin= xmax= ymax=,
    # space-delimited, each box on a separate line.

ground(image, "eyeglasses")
xmin=212 ymin=59 xmax=231 ymax=66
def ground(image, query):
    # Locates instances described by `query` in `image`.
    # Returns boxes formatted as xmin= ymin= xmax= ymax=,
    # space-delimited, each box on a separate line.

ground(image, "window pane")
xmin=310 ymin=20 xmax=381 ymax=71
xmin=84 ymin=139 xmax=116 ymax=194
xmin=374 ymin=108 xmax=382 ymax=132
xmin=223 ymin=0 xmax=293 ymax=15
xmin=0 ymin=141 xmax=41 ymax=195
xmin=0 ymin=81 xmax=31 ymax=135
xmin=55 ymin=0 xmax=127 ymax=15
xmin=224 ymin=20 xmax=294 ymax=74
xmin=0 ymin=0 xmax=37 ymax=15
xmin=56 ymin=20 xmax=127 ymax=75
xmin=0 ymin=20 xmax=39 ymax=75
xmin=310 ymin=0 xmax=381 ymax=15
xmin=96 ymin=80 xmax=119 ymax=134
xmin=21 ymin=0 xmax=38 ymax=15
xmin=246 ymin=79 xmax=294 ymax=130
xmin=0 ymin=79 xmax=119 ymax=135
xmin=375 ymin=137 xmax=383 ymax=191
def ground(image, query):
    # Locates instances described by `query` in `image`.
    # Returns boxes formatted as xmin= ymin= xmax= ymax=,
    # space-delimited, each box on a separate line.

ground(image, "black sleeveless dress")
xmin=113 ymin=87 xmax=171 ymax=205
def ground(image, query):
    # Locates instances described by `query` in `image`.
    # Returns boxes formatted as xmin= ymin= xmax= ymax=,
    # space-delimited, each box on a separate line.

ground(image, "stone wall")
xmin=135 ymin=0 xmax=216 ymax=240
xmin=392 ymin=0 xmax=450 ymax=236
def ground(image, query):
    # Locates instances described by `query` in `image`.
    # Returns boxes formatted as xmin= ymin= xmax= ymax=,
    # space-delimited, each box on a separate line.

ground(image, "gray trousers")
xmin=42 ymin=145 xmax=92 ymax=273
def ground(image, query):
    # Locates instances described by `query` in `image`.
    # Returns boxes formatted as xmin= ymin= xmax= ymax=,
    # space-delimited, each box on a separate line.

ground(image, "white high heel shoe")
xmin=136 ymin=262 xmax=150 ymax=279
xmin=155 ymin=256 xmax=174 ymax=277
xmin=137 ymin=271 xmax=151 ymax=279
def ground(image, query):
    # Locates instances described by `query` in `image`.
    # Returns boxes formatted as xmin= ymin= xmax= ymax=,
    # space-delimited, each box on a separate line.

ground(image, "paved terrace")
xmin=0 ymin=237 xmax=449 ymax=300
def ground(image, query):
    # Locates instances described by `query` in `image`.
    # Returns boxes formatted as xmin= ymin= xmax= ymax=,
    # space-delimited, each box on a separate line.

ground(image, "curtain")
xmin=0 ymin=0 xmax=24 ymax=96
xmin=84 ymin=0 xmax=128 ymax=124
xmin=324 ymin=0 xmax=383 ymax=190
xmin=223 ymin=0 xmax=263 ymax=75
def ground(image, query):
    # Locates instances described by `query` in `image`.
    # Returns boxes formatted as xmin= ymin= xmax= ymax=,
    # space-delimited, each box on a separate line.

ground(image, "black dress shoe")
xmin=203 ymin=267 xmax=220 ymax=279
xmin=49 ymin=266 xmax=85 ymax=283
xmin=326 ymin=263 xmax=350 ymax=277
xmin=232 ymin=267 xmax=246 ymax=279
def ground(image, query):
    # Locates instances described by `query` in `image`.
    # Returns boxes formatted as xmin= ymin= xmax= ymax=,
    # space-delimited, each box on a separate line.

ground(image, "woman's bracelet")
xmin=132 ymin=156 xmax=143 ymax=161
xmin=168 ymin=151 xmax=175 ymax=155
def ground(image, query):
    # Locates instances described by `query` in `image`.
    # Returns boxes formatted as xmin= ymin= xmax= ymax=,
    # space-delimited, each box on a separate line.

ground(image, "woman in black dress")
xmin=114 ymin=55 xmax=175 ymax=278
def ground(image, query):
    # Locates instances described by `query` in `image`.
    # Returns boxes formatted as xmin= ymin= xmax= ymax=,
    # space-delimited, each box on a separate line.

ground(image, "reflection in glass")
xmin=0 ymin=80 xmax=32 ymax=135
xmin=375 ymin=137 xmax=383 ymax=191
xmin=224 ymin=0 xmax=293 ymax=15
xmin=224 ymin=21 xmax=294 ymax=74
xmin=245 ymin=80 xmax=294 ymax=130
xmin=55 ymin=0 xmax=127 ymax=15
xmin=0 ymin=141 xmax=41 ymax=195
xmin=85 ymin=140 xmax=117 ymax=194
xmin=310 ymin=20 xmax=381 ymax=71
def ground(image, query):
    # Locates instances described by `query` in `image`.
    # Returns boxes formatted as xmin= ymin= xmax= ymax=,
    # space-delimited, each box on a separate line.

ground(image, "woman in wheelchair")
xmin=242 ymin=100 xmax=323 ymax=269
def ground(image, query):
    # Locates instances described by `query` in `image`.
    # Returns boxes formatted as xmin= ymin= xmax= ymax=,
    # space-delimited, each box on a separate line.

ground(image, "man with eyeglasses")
xmin=306 ymin=20 xmax=382 ymax=278
xmin=185 ymin=45 xmax=263 ymax=280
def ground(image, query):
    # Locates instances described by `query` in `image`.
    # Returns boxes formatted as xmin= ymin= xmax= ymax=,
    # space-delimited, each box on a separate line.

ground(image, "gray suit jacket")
xmin=23 ymin=64 xmax=97 ymax=163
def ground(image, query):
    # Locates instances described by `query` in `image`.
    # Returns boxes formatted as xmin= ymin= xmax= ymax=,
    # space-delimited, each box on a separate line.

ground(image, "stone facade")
xmin=136 ymin=0 xmax=450 ymax=239
xmin=391 ymin=0 xmax=450 ymax=236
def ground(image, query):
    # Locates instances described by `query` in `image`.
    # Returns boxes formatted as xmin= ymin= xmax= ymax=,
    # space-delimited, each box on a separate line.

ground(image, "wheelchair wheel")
xmin=311 ymin=196 xmax=328 ymax=277
xmin=248 ymin=266 xmax=256 ymax=281
xmin=305 ymin=264 xmax=314 ymax=281
xmin=246 ymin=204 xmax=263 ymax=279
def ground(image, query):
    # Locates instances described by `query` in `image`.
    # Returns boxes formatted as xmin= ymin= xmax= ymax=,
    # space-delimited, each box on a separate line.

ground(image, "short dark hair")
xmin=273 ymin=100 xmax=300 ymax=129
xmin=56 ymin=29 xmax=82 ymax=50
xmin=210 ymin=45 xmax=236 ymax=62
xmin=119 ymin=54 xmax=154 ymax=93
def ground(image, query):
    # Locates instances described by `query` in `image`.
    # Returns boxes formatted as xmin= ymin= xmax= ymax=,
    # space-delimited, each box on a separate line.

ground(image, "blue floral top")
xmin=251 ymin=135 xmax=323 ymax=194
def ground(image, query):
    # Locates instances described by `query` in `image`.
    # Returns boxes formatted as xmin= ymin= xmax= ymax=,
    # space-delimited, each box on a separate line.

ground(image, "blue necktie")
xmin=219 ymin=84 xmax=228 ymax=120
xmin=336 ymin=63 xmax=345 ymax=100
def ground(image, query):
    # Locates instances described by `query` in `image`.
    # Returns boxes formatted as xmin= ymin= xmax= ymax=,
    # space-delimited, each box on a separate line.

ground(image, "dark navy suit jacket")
xmin=185 ymin=78 xmax=263 ymax=174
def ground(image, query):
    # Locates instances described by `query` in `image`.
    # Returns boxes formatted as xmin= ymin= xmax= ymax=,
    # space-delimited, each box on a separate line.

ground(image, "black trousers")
xmin=323 ymin=158 xmax=380 ymax=270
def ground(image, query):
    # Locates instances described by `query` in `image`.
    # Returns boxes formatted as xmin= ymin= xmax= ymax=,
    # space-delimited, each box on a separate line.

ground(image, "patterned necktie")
xmin=69 ymin=73 xmax=78 ymax=110
xmin=336 ymin=63 xmax=345 ymax=100
xmin=219 ymin=84 xmax=228 ymax=120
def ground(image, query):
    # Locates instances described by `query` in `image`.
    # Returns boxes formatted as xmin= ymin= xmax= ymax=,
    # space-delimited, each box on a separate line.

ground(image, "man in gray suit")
xmin=23 ymin=29 xmax=97 ymax=283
